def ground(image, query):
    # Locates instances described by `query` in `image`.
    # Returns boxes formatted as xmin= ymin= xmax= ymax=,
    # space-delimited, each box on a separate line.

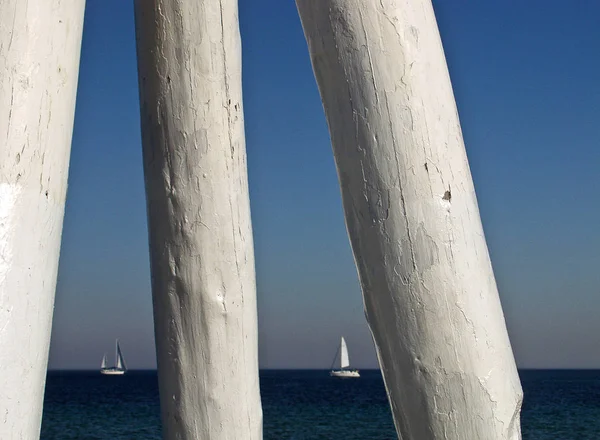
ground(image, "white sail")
xmin=101 ymin=354 xmax=107 ymax=369
xmin=116 ymin=341 xmax=126 ymax=370
xmin=340 ymin=337 xmax=349 ymax=369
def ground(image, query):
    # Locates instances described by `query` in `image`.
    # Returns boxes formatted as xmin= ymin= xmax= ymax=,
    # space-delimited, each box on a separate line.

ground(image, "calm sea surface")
xmin=41 ymin=369 xmax=600 ymax=439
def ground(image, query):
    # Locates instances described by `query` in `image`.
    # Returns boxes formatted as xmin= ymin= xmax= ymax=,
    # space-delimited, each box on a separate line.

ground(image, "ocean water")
xmin=41 ymin=369 xmax=600 ymax=439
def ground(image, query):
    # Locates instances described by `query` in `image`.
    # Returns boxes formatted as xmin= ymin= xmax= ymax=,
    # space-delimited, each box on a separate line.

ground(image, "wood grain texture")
xmin=134 ymin=1 xmax=263 ymax=438
xmin=296 ymin=0 xmax=523 ymax=438
xmin=0 ymin=1 xmax=85 ymax=438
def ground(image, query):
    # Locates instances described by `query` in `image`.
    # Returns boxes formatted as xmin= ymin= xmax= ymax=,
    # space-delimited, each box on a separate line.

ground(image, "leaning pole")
xmin=134 ymin=1 xmax=262 ymax=439
xmin=0 ymin=0 xmax=85 ymax=438
xmin=296 ymin=1 xmax=522 ymax=438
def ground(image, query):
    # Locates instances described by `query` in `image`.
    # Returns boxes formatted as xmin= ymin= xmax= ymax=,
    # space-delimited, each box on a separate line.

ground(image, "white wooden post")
xmin=296 ymin=0 xmax=523 ymax=438
xmin=0 ymin=1 xmax=85 ymax=438
xmin=134 ymin=1 xmax=263 ymax=438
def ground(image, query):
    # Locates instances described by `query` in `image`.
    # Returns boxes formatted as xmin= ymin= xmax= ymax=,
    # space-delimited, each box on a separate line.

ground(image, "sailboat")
xmin=330 ymin=336 xmax=360 ymax=378
xmin=100 ymin=339 xmax=127 ymax=375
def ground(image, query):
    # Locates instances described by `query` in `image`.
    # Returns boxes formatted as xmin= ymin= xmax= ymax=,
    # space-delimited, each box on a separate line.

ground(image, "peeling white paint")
xmin=134 ymin=1 xmax=263 ymax=439
xmin=0 ymin=1 xmax=85 ymax=438
xmin=0 ymin=184 xmax=19 ymax=288
xmin=296 ymin=0 xmax=523 ymax=438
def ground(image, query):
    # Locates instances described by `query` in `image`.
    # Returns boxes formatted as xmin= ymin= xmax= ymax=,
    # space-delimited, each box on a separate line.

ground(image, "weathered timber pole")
xmin=134 ymin=1 xmax=262 ymax=439
xmin=0 ymin=1 xmax=85 ymax=438
xmin=296 ymin=0 xmax=523 ymax=438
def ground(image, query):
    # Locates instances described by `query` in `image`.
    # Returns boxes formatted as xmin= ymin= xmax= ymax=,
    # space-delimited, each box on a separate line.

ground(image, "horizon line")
xmin=47 ymin=367 xmax=600 ymax=372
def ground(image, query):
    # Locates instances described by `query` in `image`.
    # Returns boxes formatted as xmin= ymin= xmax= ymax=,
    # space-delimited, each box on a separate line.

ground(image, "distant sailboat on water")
xmin=330 ymin=336 xmax=360 ymax=378
xmin=100 ymin=339 xmax=127 ymax=375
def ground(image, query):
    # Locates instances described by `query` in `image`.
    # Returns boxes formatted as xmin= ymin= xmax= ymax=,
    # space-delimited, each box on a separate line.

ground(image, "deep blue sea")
xmin=41 ymin=370 xmax=600 ymax=439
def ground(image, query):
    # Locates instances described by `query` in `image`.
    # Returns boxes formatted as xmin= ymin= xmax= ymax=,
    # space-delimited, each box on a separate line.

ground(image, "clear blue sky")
xmin=48 ymin=0 xmax=600 ymax=370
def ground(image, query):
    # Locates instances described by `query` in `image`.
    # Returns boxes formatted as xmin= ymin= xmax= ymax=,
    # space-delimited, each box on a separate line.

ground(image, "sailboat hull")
xmin=330 ymin=370 xmax=360 ymax=378
xmin=100 ymin=368 xmax=125 ymax=375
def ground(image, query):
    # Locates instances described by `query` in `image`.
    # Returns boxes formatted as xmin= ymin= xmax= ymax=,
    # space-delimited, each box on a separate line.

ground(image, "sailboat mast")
xmin=115 ymin=339 xmax=119 ymax=368
xmin=117 ymin=341 xmax=126 ymax=370
xmin=330 ymin=340 xmax=341 ymax=370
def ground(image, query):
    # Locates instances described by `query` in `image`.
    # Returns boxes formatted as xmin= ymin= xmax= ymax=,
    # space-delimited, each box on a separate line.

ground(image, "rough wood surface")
xmin=134 ymin=1 xmax=263 ymax=438
xmin=0 ymin=1 xmax=85 ymax=438
xmin=296 ymin=0 xmax=523 ymax=438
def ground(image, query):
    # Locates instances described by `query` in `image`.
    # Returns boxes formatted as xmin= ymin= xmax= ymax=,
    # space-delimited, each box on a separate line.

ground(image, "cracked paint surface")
xmin=296 ymin=0 xmax=523 ymax=438
xmin=134 ymin=1 xmax=262 ymax=439
xmin=0 ymin=1 xmax=85 ymax=438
